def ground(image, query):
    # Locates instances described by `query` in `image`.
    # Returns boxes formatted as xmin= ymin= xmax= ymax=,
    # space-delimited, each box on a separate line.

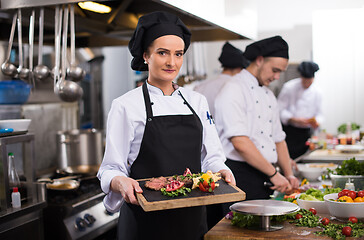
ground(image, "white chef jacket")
xmin=194 ymin=73 xmax=233 ymax=118
xmin=214 ymin=69 xmax=286 ymax=163
xmin=277 ymin=78 xmax=324 ymax=127
xmin=97 ymin=82 xmax=230 ymax=212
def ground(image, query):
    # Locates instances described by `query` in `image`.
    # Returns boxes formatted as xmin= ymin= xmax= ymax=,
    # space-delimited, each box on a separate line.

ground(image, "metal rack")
xmin=0 ymin=133 xmax=35 ymax=209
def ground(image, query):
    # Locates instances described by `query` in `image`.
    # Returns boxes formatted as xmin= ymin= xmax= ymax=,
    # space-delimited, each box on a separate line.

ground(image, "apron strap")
xmin=142 ymin=82 xmax=153 ymax=119
xmin=178 ymin=90 xmax=198 ymax=116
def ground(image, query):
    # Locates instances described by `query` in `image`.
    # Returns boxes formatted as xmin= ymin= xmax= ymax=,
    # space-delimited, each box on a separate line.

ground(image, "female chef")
xmin=97 ymin=11 xmax=235 ymax=240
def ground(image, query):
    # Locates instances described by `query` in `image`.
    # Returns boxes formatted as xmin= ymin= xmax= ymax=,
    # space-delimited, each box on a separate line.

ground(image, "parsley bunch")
xmin=160 ymin=186 xmax=191 ymax=197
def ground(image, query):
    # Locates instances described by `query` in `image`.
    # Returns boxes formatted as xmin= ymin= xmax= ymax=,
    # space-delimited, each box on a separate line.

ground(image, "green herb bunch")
xmin=328 ymin=158 xmax=364 ymax=175
xmin=160 ymin=186 xmax=191 ymax=197
xmin=315 ymin=221 xmax=364 ymax=240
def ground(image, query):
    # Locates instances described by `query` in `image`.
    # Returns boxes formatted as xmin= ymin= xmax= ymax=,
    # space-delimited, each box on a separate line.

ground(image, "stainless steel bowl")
xmin=330 ymin=174 xmax=364 ymax=190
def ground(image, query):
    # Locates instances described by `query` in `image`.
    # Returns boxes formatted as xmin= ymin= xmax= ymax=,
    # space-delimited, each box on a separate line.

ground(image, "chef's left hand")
xmin=219 ymin=169 xmax=236 ymax=186
xmin=286 ymin=175 xmax=299 ymax=190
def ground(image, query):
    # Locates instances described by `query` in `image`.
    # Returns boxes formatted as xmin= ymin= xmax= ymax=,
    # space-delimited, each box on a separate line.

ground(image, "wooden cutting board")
xmin=137 ymin=179 xmax=245 ymax=212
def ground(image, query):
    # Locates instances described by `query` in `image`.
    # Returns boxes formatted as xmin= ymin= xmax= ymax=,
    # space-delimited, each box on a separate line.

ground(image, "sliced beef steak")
xmin=144 ymin=176 xmax=168 ymax=191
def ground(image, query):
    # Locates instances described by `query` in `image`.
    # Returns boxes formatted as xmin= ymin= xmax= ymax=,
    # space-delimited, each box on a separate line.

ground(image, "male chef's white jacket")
xmin=214 ymin=69 xmax=286 ymax=163
xmin=277 ymin=78 xmax=324 ymax=128
xmin=194 ymin=73 xmax=234 ymax=118
xmin=97 ymin=82 xmax=231 ymax=213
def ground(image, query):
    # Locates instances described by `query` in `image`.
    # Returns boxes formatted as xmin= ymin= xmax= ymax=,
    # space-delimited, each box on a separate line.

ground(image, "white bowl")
xmin=296 ymin=194 xmax=329 ymax=214
xmin=324 ymin=193 xmax=364 ymax=220
xmin=297 ymin=164 xmax=325 ymax=180
xmin=0 ymin=119 xmax=31 ymax=132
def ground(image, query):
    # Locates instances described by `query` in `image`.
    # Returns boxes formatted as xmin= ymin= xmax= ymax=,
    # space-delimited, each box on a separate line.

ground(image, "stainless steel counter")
xmin=0 ymin=183 xmax=47 ymax=240
xmin=301 ymin=149 xmax=364 ymax=164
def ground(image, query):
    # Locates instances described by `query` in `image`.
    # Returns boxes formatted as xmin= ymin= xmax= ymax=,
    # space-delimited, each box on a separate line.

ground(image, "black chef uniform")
xmin=117 ymin=83 xmax=207 ymax=240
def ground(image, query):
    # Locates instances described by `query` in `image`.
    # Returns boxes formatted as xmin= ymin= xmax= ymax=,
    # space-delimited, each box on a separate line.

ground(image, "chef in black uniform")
xmin=97 ymin=11 xmax=235 ymax=240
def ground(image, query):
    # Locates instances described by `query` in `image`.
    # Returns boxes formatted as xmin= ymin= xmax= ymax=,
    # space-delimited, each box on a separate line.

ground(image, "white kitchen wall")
xmin=313 ymin=8 xmax=364 ymax=134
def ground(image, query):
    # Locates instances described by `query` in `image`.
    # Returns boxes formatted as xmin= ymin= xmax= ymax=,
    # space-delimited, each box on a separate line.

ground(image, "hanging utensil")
xmin=33 ymin=8 xmax=50 ymax=81
xmin=54 ymin=5 xmax=83 ymax=102
xmin=66 ymin=4 xmax=85 ymax=82
xmin=17 ymin=9 xmax=30 ymax=81
xmin=28 ymin=9 xmax=35 ymax=89
xmin=1 ymin=12 xmax=18 ymax=77
xmin=53 ymin=6 xmax=62 ymax=92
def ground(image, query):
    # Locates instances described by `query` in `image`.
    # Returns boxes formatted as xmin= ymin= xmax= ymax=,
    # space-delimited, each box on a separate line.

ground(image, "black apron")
xmin=225 ymin=159 xmax=273 ymax=200
xmin=118 ymin=83 xmax=207 ymax=240
xmin=282 ymin=124 xmax=311 ymax=159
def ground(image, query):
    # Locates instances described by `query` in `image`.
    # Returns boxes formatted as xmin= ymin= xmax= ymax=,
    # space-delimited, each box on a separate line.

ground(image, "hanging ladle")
xmin=54 ymin=5 xmax=83 ymax=102
xmin=17 ymin=9 xmax=30 ymax=81
xmin=33 ymin=8 xmax=50 ymax=81
xmin=28 ymin=9 xmax=36 ymax=89
xmin=1 ymin=12 xmax=18 ymax=77
xmin=66 ymin=4 xmax=85 ymax=82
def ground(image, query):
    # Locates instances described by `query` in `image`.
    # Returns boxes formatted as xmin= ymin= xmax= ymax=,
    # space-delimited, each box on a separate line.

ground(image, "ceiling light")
xmin=78 ymin=1 xmax=112 ymax=14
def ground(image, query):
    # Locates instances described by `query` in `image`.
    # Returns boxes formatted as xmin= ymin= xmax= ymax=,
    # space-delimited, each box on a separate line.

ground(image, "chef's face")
xmin=144 ymin=35 xmax=184 ymax=83
xmin=256 ymin=56 xmax=288 ymax=86
xmin=301 ymin=77 xmax=314 ymax=89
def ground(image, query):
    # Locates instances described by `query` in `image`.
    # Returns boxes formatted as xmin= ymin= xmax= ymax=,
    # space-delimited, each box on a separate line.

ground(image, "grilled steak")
xmin=144 ymin=177 xmax=168 ymax=191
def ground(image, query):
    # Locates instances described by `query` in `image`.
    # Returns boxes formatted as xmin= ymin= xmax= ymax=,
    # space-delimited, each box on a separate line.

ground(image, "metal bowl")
xmin=330 ymin=174 xmax=364 ymax=191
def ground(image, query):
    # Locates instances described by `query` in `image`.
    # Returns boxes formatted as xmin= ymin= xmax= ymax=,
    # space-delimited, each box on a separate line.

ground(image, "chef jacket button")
xmin=262 ymin=146 xmax=264 ymax=148
xmin=151 ymin=102 xmax=154 ymax=105
xmin=258 ymin=116 xmax=261 ymax=119
xmin=261 ymin=131 xmax=263 ymax=134
xmin=256 ymin=100 xmax=259 ymax=103
xmin=183 ymin=102 xmax=187 ymax=104
xmin=251 ymin=86 xmax=254 ymax=89
xmin=269 ymin=134 xmax=272 ymax=137
xmin=266 ymin=91 xmax=268 ymax=94
xmin=269 ymin=105 xmax=271 ymax=108
xmin=148 ymin=118 xmax=152 ymax=122
xmin=269 ymin=120 xmax=272 ymax=123
xmin=273 ymin=148 xmax=276 ymax=151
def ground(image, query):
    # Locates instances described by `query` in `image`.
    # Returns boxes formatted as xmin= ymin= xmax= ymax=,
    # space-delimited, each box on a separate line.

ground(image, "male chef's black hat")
xmin=243 ymin=36 xmax=289 ymax=61
xmin=298 ymin=61 xmax=320 ymax=78
xmin=218 ymin=42 xmax=249 ymax=68
xmin=128 ymin=11 xmax=191 ymax=71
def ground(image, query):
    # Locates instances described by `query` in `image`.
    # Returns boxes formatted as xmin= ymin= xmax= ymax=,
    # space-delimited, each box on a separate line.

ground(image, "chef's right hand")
xmin=110 ymin=176 xmax=143 ymax=205
xmin=269 ymin=172 xmax=292 ymax=193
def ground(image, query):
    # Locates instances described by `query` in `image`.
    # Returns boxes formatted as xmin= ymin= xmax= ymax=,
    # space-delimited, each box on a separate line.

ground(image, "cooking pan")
xmin=46 ymin=179 xmax=80 ymax=191
xmin=57 ymin=164 xmax=100 ymax=176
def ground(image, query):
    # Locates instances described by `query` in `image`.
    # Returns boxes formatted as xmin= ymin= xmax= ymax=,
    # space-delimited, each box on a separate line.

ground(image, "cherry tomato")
xmin=347 ymin=191 xmax=357 ymax=200
xmin=358 ymin=190 xmax=364 ymax=198
xmin=342 ymin=226 xmax=352 ymax=237
xmin=349 ymin=217 xmax=358 ymax=224
xmin=295 ymin=214 xmax=303 ymax=219
xmin=309 ymin=208 xmax=317 ymax=215
xmin=341 ymin=189 xmax=350 ymax=196
xmin=321 ymin=217 xmax=330 ymax=226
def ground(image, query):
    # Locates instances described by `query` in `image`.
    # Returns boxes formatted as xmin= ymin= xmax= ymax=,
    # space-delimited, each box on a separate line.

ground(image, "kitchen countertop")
xmin=301 ymin=149 xmax=364 ymax=163
xmin=204 ymin=217 xmax=358 ymax=240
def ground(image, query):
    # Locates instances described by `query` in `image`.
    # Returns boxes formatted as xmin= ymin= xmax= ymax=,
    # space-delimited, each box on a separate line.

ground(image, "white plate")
xmin=0 ymin=119 xmax=31 ymax=132
xmin=335 ymin=145 xmax=364 ymax=153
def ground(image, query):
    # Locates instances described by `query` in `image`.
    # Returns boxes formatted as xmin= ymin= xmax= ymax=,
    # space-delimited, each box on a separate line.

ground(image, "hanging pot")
xmin=56 ymin=128 xmax=103 ymax=175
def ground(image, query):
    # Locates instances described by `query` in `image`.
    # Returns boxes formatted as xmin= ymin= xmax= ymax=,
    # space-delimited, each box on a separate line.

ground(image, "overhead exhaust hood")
xmin=0 ymin=0 xmax=255 ymax=47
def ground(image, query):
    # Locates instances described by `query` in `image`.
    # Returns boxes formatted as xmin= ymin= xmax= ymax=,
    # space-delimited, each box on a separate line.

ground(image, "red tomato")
xmin=349 ymin=217 xmax=358 ymax=224
xmin=165 ymin=180 xmax=184 ymax=192
xmin=199 ymin=180 xmax=216 ymax=192
xmin=295 ymin=214 xmax=303 ymax=219
xmin=358 ymin=190 xmax=364 ymax=198
xmin=348 ymin=191 xmax=357 ymax=200
xmin=342 ymin=226 xmax=352 ymax=237
xmin=341 ymin=189 xmax=350 ymax=196
xmin=321 ymin=218 xmax=330 ymax=226
xmin=309 ymin=208 xmax=317 ymax=215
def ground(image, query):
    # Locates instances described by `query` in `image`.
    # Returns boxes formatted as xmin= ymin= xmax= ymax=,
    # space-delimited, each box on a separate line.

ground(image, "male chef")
xmin=214 ymin=36 xmax=300 ymax=200
xmin=194 ymin=41 xmax=249 ymax=117
xmin=278 ymin=61 xmax=323 ymax=159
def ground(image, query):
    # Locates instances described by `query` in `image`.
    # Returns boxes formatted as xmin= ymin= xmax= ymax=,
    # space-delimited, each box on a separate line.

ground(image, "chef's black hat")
xmin=128 ymin=11 xmax=191 ymax=71
xmin=298 ymin=61 xmax=319 ymax=78
xmin=243 ymin=36 xmax=289 ymax=61
xmin=218 ymin=42 xmax=249 ymax=68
